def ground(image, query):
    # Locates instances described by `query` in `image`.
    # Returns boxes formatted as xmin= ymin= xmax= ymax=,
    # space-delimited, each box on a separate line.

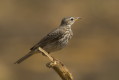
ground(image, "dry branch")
xmin=39 ymin=47 xmax=73 ymax=80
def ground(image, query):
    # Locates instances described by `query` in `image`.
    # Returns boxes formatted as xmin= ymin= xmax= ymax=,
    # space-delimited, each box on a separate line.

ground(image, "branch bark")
xmin=39 ymin=47 xmax=73 ymax=80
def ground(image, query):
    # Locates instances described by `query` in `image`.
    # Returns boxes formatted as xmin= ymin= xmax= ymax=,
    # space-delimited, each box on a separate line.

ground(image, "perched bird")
xmin=15 ymin=17 xmax=80 ymax=64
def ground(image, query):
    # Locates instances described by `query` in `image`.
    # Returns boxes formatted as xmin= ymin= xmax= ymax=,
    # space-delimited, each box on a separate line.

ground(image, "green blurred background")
xmin=0 ymin=0 xmax=119 ymax=80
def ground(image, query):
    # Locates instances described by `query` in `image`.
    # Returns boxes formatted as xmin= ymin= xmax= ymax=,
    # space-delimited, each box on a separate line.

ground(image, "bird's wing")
xmin=30 ymin=28 xmax=65 ymax=50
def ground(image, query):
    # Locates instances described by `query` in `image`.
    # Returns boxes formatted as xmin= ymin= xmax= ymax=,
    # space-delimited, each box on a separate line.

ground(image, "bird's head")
xmin=60 ymin=17 xmax=81 ymax=26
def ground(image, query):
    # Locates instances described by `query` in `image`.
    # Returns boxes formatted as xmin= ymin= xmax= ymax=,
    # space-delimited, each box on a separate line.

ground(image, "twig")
xmin=39 ymin=47 xmax=53 ymax=61
xmin=39 ymin=47 xmax=73 ymax=80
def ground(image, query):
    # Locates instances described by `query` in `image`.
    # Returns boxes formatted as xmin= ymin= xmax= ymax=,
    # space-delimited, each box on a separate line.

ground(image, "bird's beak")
xmin=74 ymin=17 xmax=82 ymax=21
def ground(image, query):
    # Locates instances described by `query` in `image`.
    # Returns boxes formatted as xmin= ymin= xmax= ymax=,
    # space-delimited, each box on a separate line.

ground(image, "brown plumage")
xmin=15 ymin=17 xmax=80 ymax=64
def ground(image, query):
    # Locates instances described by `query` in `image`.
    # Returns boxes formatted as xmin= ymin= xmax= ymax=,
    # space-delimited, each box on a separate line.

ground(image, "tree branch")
xmin=39 ymin=47 xmax=73 ymax=80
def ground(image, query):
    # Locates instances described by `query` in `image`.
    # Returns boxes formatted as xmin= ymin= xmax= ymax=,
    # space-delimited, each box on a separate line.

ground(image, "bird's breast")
xmin=43 ymin=28 xmax=73 ymax=53
xmin=59 ymin=28 xmax=73 ymax=44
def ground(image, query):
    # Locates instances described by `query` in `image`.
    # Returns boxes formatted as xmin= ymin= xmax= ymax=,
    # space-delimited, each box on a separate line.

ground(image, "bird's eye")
xmin=70 ymin=18 xmax=74 ymax=21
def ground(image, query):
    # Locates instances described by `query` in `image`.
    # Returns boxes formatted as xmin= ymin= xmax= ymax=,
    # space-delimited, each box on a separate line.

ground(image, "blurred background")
xmin=0 ymin=0 xmax=119 ymax=80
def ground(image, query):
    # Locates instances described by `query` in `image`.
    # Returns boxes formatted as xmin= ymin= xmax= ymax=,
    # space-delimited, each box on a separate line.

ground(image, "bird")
xmin=15 ymin=17 xmax=80 ymax=64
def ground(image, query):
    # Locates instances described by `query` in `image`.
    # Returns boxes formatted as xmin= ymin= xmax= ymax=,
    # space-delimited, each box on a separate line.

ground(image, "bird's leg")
xmin=41 ymin=52 xmax=49 ymax=56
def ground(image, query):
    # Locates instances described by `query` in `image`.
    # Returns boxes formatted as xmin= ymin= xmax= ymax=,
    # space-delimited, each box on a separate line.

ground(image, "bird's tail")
xmin=14 ymin=51 xmax=35 ymax=64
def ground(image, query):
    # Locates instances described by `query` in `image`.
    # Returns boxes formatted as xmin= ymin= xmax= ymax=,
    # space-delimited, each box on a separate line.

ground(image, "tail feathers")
xmin=15 ymin=51 xmax=34 ymax=64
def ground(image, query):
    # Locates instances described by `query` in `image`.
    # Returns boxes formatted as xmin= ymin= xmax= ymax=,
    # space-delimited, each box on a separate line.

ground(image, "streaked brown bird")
xmin=15 ymin=17 xmax=80 ymax=64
